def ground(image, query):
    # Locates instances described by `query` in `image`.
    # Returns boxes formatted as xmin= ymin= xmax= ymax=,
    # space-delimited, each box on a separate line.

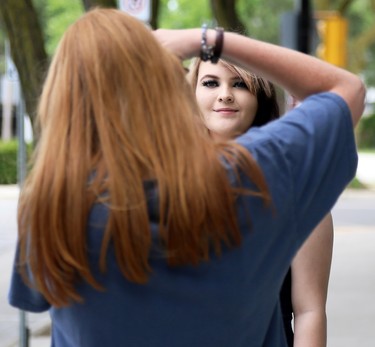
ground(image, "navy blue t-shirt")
xmin=9 ymin=92 xmax=357 ymax=347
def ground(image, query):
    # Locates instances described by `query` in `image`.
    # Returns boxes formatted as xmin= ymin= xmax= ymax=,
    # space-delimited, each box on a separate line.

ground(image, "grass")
xmin=358 ymin=148 xmax=375 ymax=153
xmin=348 ymin=177 xmax=368 ymax=189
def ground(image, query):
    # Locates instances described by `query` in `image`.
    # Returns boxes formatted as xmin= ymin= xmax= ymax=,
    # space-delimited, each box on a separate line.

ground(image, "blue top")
xmin=9 ymin=92 xmax=357 ymax=347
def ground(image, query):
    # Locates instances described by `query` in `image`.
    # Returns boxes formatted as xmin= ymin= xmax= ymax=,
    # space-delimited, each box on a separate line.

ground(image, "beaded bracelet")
xmin=200 ymin=24 xmax=224 ymax=64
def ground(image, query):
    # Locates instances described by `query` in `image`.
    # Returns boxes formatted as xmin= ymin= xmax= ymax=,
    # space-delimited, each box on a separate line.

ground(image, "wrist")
xmin=200 ymin=25 xmax=224 ymax=63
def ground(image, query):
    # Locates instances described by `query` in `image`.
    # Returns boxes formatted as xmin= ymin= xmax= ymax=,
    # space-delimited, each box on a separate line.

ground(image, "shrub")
xmin=348 ymin=176 xmax=368 ymax=190
xmin=357 ymin=114 xmax=375 ymax=149
xmin=0 ymin=140 xmax=31 ymax=184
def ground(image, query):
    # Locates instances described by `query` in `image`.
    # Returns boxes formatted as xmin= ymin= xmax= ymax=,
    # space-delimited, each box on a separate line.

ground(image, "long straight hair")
xmin=17 ymin=8 xmax=271 ymax=307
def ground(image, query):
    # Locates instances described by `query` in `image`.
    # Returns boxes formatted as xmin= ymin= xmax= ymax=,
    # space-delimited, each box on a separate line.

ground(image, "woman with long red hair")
xmin=9 ymin=8 xmax=364 ymax=347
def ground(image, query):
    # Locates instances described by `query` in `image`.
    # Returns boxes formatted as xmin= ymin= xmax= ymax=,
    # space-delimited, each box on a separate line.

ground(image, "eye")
xmin=201 ymin=80 xmax=219 ymax=88
xmin=233 ymin=80 xmax=248 ymax=89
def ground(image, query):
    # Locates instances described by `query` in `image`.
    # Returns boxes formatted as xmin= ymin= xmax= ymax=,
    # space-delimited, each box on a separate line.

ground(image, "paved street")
xmin=0 ymin=187 xmax=51 ymax=347
xmin=329 ymin=189 xmax=375 ymax=347
xmin=1 ymin=181 xmax=374 ymax=346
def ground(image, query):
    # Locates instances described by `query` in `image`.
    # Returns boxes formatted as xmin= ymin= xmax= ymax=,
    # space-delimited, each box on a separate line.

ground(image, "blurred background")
xmin=0 ymin=1 xmax=374 ymax=347
xmin=0 ymin=0 xmax=374 ymax=186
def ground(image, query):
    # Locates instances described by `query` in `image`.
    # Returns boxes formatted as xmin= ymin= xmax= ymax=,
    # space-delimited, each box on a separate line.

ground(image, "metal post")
xmin=17 ymin=92 xmax=27 ymax=185
xmin=297 ymin=0 xmax=312 ymax=54
xmin=19 ymin=311 xmax=29 ymax=347
xmin=16 ymin=87 xmax=29 ymax=347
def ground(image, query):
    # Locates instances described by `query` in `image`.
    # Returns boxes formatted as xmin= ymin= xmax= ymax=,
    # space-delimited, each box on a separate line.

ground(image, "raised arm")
xmin=153 ymin=29 xmax=365 ymax=126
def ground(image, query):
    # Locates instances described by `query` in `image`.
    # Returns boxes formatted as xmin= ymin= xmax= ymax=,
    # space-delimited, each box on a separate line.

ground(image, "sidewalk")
xmin=356 ymin=152 xmax=375 ymax=189
xmin=1 ymin=152 xmax=374 ymax=347
xmin=0 ymin=185 xmax=51 ymax=347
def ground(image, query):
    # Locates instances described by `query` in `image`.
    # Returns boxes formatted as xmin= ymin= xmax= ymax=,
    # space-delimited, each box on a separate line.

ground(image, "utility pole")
xmin=280 ymin=0 xmax=316 ymax=55
xmin=296 ymin=0 xmax=313 ymax=54
xmin=281 ymin=0 xmax=317 ymax=110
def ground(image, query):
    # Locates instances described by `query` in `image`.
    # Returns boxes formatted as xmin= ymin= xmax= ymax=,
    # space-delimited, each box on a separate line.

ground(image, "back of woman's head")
xmin=38 ymin=8 xmax=200 ymax=169
xmin=20 ymin=8 xmax=271 ymax=306
xmin=188 ymin=58 xmax=280 ymax=127
xmin=22 ymin=8 xmax=208 ymax=303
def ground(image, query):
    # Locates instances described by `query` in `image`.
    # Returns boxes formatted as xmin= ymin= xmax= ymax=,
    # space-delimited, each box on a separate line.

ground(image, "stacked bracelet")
xmin=200 ymin=24 xmax=224 ymax=64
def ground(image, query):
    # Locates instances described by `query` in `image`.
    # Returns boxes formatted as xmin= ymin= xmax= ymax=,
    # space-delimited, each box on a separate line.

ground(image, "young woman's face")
xmin=195 ymin=61 xmax=258 ymax=141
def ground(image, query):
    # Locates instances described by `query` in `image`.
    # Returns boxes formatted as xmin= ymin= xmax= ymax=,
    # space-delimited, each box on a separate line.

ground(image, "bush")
xmin=357 ymin=114 xmax=375 ymax=149
xmin=348 ymin=176 xmax=368 ymax=190
xmin=0 ymin=140 xmax=31 ymax=184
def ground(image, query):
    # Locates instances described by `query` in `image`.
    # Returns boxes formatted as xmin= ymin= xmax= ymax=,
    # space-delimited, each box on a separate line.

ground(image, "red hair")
xmin=18 ymin=8 xmax=271 ymax=307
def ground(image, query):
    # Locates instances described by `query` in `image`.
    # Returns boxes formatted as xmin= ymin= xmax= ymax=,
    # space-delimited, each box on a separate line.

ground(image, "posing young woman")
xmin=9 ymin=8 xmax=364 ymax=347
xmin=188 ymin=58 xmax=333 ymax=347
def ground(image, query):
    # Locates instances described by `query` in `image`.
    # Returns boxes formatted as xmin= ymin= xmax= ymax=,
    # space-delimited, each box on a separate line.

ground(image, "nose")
xmin=218 ymin=89 xmax=234 ymax=103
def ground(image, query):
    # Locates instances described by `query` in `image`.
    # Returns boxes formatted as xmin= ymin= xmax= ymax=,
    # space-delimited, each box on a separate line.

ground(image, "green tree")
xmin=346 ymin=0 xmax=375 ymax=84
xmin=159 ymin=0 xmax=211 ymax=28
xmin=0 ymin=0 xmax=116 ymax=131
xmin=1 ymin=0 xmax=375 ymax=135
xmin=210 ymin=0 xmax=247 ymax=33
xmin=38 ymin=0 xmax=83 ymax=55
xmin=0 ymin=17 xmax=5 ymax=73
xmin=313 ymin=0 xmax=375 ymax=83
xmin=238 ymin=0 xmax=293 ymax=43
xmin=0 ymin=0 xmax=48 ymax=130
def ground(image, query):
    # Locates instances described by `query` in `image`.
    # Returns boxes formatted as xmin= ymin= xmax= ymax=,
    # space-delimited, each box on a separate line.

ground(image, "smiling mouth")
xmin=214 ymin=109 xmax=238 ymax=116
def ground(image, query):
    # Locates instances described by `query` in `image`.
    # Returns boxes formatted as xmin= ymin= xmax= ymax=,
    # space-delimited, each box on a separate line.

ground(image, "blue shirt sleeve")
xmin=8 ymin=246 xmax=51 ymax=312
xmin=236 ymin=92 xmax=358 ymax=245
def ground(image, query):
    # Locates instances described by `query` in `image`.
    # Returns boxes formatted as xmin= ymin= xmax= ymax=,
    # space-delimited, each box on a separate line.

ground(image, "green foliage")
xmin=348 ymin=176 xmax=368 ymax=189
xmin=346 ymin=0 xmax=375 ymax=84
xmin=237 ymin=0 xmax=293 ymax=43
xmin=0 ymin=19 xmax=4 ymax=74
xmin=0 ymin=140 xmax=18 ymax=184
xmin=159 ymin=0 xmax=211 ymax=28
xmin=357 ymin=113 xmax=375 ymax=149
xmin=0 ymin=140 xmax=32 ymax=184
xmin=158 ymin=0 xmax=294 ymax=43
xmin=34 ymin=0 xmax=84 ymax=55
xmin=347 ymin=0 xmax=374 ymax=37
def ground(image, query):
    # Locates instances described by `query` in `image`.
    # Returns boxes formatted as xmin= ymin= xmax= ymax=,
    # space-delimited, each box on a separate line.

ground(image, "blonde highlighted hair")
xmin=188 ymin=58 xmax=280 ymax=126
xmin=18 ymin=8 xmax=270 ymax=306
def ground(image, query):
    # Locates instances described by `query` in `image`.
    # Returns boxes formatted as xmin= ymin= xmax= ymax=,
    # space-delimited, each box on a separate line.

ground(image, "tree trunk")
xmin=210 ymin=0 xmax=246 ymax=34
xmin=314 ymin=0 xmax=330 ymax=11
xmin=82 ymin=0 xmax=117 ymax=11
xmin=0 ymin=0 xmax=119 ymax=130
xmin=150 ymin=0 xmax=160 ymax=29
xmin=0 ymin=0 xmax=48 ymax=128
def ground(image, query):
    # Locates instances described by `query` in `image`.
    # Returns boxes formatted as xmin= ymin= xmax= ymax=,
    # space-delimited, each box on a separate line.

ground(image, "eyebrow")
xmin=199 ymin=74 xmax=242 ymax=82
xmin=199 ymin=74 xmax=218 ymax=82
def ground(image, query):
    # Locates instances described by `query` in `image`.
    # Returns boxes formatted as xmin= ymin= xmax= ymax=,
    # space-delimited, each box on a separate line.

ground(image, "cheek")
xmin=243 ymin=96 xmax=258 ymax=120
xmin=195 ymin=89 xmax=212 ymax=113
